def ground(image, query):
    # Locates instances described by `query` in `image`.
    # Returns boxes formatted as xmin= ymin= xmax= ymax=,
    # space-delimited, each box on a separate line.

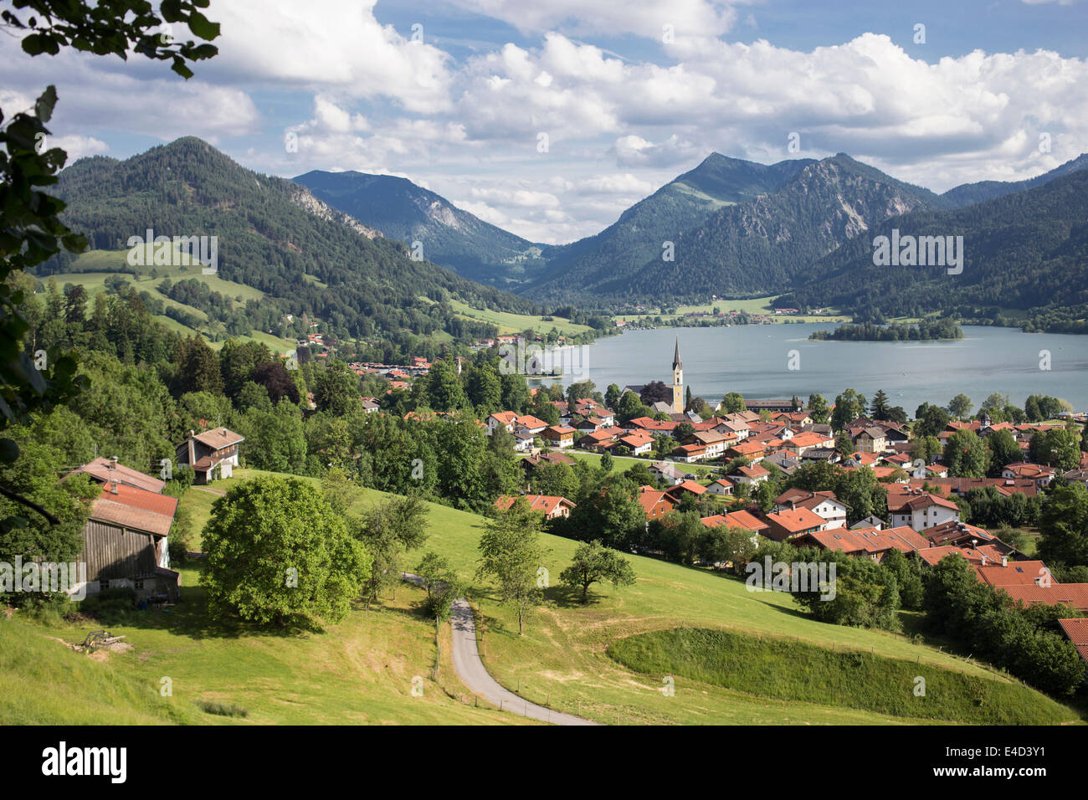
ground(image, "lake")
xmin=563 ymin=324 xmax=1088 ymax=413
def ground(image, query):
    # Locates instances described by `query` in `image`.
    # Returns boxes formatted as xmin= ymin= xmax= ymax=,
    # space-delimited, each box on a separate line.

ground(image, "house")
xmin=638 ymin=486 xmax=679 ymax=520
xmin=707 ymin=478 xmax=734 ymax=496
xmin=176 ymin=427 xmax=244 ymax=484
xmin=885 ymin=486 xmax=960 ymax=530
xmin=731 ymin=463 xmax=770 ymax=485
xmin=71 ymin=460 xmax=180 ymax=601
xmin=360 ymin=397 xmax=381 ymax=414
xmin=673 ymin=443 xmax=708 ymax=463
xmin=783 ymin=431 xmax=834 ymax=457
xmin=727 ymin=441 xmax=766 ymax=462
xmin=975 ymin=559 xmax=1051 ymax=589
xmin=666 ymin=480 xmax=708 ymax=501
xmin=513 ymin=430 xmax=536 ymax=453
xmin=1000 ymin=584 xmax=1088 ymax=613
xmin=772 ymin=489 xmax=848 ymax=529
xmin=68 ymin=457 xmax=166 ymax=493
xmin=516 ymin=415 xmax=549 ymax=435
xmin=541 ymin=425 xmax=576 ymax=449
xmin=686 ymin=430 xmax=732 ymax=460
xmin=616 ymin=432 xmax=654 ymax=456
xmin=797 ymin=526 xmax=928 ymax=562
xmin=495 ymin=494 xmax=576 ymax=519
xmin=578 ymin=429 xmax=619 ymax=452
xmin=650 ymin=461 xmax=691 ymax=486
xmin=701 ymin=510 xmax=770 ymax=536
xmin=764 ymin=507 xmax=827 ymax=541
xmin=486 ymin=411 xmax=519 ymax=436
xmin=1001 ymin=462 xmax=1055 ymax=488
xmin=851 ymin=426 xmax=888 ymax=453
xmin=850 ymin=515 xmax=886 ymax=530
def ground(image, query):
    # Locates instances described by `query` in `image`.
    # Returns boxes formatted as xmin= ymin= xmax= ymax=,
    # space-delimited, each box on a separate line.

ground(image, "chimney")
xmin=981 ymin=556 xmax=987 ymax=567
xmin=1001 ymin=556 xmax=1008 ymax=568
xmin=187 ymin=430 xmax=196 ymax=469
xmin=108 ymin=456 xmax=119 ymax=494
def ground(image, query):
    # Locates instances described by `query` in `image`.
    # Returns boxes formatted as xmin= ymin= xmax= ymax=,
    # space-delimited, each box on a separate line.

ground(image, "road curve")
xmin=448 ymin=598 xmax=599 ymax=726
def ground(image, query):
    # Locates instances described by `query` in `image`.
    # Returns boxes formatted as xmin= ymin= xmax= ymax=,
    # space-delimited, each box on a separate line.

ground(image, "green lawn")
xmin=558 ymin=448 xmax=719 ymax=478
xmin=447 ymin=299 xmax=592 ymax=337
xmin=6 ymin=468 xmax=1081 ymax=725
xmin=39 ymin=248 xmax=295 ymax=352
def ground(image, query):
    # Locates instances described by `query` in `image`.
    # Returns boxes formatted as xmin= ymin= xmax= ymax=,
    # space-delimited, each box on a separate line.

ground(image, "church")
xmin=670 ymin=337 xmax=684 ymax=413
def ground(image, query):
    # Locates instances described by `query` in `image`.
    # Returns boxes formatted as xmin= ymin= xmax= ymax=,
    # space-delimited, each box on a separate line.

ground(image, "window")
xmin=135 ymin=579 xmax=144 ymax=590
xmin=99 ymin=579 xmax=109 ymax=592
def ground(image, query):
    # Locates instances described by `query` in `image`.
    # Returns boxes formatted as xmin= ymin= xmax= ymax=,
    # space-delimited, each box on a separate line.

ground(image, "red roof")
xmin=68 ymin=458 xmax=166 ymax=494
xmin=975 ymin=560 xmax=1050 ymax=588
xmin=667 ymin=479 xmax=707 ymax=496
xmin=766 ymin=507 xmax=825 ymax=534
xmin=1057 ymin=618 xmax=1088 ymax=662
xmin=803 ymin=525 xmax=928 ymax=556
xmin=638 ymin=487 xmax=678 ymax=517
xmin=495 ymin=494 xmax=575 ymax=515
xmin=701 ymin=510 xmax=769 ymax=532
xmin=1002 ymin=584 xmax=1088 ymax=612
xmin=90 ymin=484 xmax=177 ymax=537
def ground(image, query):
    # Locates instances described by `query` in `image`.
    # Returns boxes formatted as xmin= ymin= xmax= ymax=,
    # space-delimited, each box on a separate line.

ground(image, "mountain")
xmin=293 ymin=170 xmax=548 ymax=289
xmin=787 ymin=169 xmax=1088 ymax=332
xmin=42 ymin=137 xmax=536 ymax=351
xmin=534 ymin=153 xmax=942 ymax=304
xmin=525 ymin=153 xmax=814 ymax=303
xmin=941 ymin=154 xmax=1088 ymax=208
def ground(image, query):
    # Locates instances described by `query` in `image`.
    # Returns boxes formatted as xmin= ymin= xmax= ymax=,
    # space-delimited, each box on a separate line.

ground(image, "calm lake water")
xmin=564 ymin=324 xmax=1088 ymax=413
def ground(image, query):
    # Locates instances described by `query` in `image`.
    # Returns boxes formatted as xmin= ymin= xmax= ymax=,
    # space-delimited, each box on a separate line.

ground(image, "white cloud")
xmin=207 ymin=0 xmax=452 ymax=113
xmin=448 ymin=0 xmax=740 ymax=39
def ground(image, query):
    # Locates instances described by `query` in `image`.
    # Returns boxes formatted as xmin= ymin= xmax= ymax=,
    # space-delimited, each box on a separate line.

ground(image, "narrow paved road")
xmin=448 ymin=599 xmax=598 ymax=726
xmin=402 ymin=573 xmax=597 ymax=725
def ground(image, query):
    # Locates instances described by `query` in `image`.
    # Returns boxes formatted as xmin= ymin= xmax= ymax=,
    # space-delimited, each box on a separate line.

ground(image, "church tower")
xmin=671 ymin=337 xmax=684 ymax=413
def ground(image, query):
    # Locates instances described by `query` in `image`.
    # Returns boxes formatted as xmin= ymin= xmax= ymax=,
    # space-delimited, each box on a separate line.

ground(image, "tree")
xmin=604 ymin=384 xmax=622 ymax=410
xmin=634 ymin=380 xmax=668 ymax=407
xmin=560 ymin=541 xmax=635 ymax=603
xmin=986 ymin=429 xmax=1021 ymax=475
xmin=467 ymin=364 xmax=501 ymax=412
xmin=172 ymin=335 xmax=222 ymax=396
xmin=807 ymin=393 xmax=829 ymax=424
xmin=426 ymin=360 xmax=467 ymax=411
xmin=699 ymin=526 xmax=757 ymax=573
xmin=355 ymin=493 xmax=429 ymax=609
xmin=599 ymin=451 xmax=614 ymax=474
xmin=565 ymin=476 xmax=645 ymax=550
xmin=313 ymin=361 xmax=360 ymax=417
xmin=1029 ymin=427 xmax=1080 ymax=471
xmin=911 ymin=435 xmax=942 ymax=464
xmin=721 ymin=392 xmax=745 ymax=414
xmin=219 ymin=339 xmax=272 ymax=400
xmin=201 ymin=477 xmax=369 ymax=629
xmin=943 ymin=429 xmax=989 ymax=478
xmin=947 ymin=393 xmax=973 ymax=420
xmin=914 ymin=403 xmax=951 ymax=438
xmin=834 ymin=430 xmax=854 ymax=459
xmin=870 ymin=389 xmax=891 ymax=420
xmin=831 ymin=389 xmax=866 ymax=430
xmin=477 ymin=499 xmax=547 ymax=635
xmin=566 ymin=379 xmax=598 ymax=406
xmin=1037 ymin=483 xmax=1088 ymax=568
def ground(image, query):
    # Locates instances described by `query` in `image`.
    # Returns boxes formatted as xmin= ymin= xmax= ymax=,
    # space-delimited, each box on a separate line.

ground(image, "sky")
xmin=2 ymin=0 xmax=1086 ymax=244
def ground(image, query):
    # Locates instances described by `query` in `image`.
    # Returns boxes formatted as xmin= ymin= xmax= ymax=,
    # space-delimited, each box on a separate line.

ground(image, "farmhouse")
xmin=495 ymin=494 xmax=576 ymax=519
xmin=638 ymin=486 xmax=680 ymax=519
xmin=541 ymin=425 xmax=576 ymax=448
xmin=176 ymin=427 xmax=244 ymax=484
xmin=764 ymin=506 xmax=827 ymax=542
xmin=69 ymin=459 xmax=180 ymax=601
xmin=885 ymin=486 xmax=960 ymax=530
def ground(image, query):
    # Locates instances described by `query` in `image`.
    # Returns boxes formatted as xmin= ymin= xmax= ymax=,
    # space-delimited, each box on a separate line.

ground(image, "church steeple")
xmin=671 ymin=337 xmax=684 ymax=413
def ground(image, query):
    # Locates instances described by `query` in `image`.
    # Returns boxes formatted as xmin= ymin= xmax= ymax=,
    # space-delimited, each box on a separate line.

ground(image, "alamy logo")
xmin=127 ymin=228 xmax=218 ymax=274
xmin=498 ymin=337 xmax=589 ymax=381
xmin=872 ymin=228 xmax=963 ymax=275
xmin=745 ymin=556 xmax=837 ymax=601
xmin=41 ymin=742 xmax=127 ymax=784
xmin=0 ymin=557 xmax=87 ymax=601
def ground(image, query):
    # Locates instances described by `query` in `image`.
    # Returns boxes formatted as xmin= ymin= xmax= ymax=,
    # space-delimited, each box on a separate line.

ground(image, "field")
xmin=447 ymin=299 xmax=593 ymax=337
xmin=40 ymin=247 xmax=296 ymax=353
xmin=3 ymin=468 xmax=1081 ymax=726
xmin=557 ymin=448 xmax=720 ymax=478
xmin=615 ymin=295 xmax=851 ymax=325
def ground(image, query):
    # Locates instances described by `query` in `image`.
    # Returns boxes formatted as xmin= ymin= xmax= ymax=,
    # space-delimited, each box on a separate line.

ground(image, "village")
xmin=58 ymin=336 xmax=1088 ymax=670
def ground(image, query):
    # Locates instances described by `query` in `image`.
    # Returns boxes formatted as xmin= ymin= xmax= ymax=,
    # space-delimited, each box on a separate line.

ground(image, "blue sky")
xmin=2 ymin=0 xmax=1085 ymax=243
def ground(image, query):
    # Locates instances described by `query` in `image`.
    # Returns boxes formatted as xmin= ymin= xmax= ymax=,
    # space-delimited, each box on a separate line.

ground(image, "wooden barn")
xmin=68 ymin=459 xmax=180 ymax=601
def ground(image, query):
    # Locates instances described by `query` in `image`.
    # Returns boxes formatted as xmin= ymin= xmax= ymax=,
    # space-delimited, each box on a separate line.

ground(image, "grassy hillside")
xmin=447 ymin=299 xmax=592 ymax=337
xmin=41 ymin=247 xmax=295 ymax=353
xmin=4 ymin=468 xmax=1081 ymax=725
xmin=608 ymin=628 xmax=1071 ymax=725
